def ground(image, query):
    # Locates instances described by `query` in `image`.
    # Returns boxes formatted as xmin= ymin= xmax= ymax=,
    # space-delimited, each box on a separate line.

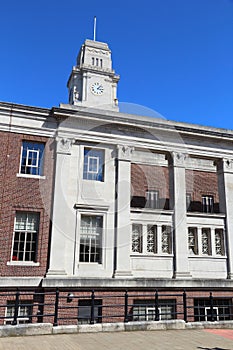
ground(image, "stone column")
xmin=47 ymin=137 xmax=75 ymax=276
xmin=217 ymin=158 xmax=233 ymax=279
xmin=169 ymin=152 xmax=192 ymax=278
xmin=114 ymin=145 xmax=134 ymax=278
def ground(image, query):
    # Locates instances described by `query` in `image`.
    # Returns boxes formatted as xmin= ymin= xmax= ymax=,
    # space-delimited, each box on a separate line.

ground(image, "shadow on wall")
xmin=198 ymin=347 xmax=231 ymax=350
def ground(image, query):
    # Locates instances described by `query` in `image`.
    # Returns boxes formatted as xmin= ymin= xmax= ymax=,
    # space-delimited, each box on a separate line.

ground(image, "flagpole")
xmin=93 ymin=16 xmax=97 ymax=41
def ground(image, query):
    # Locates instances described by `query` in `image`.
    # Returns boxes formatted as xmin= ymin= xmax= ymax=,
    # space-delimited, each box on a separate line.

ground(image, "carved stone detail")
xmin=217 ymin=158 xmax=233 ymax=173
xmin=170 ymin=151 xmax=187 ymax=167
xmin=117 ymin=145 xmax=134 ymax=161
xmin=56 ymin=137 xmax=75 ymax=155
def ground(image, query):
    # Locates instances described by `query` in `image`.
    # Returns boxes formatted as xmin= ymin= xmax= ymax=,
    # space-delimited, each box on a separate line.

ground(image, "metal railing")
xmin=0 ymin=289 xmax=232 ymax=326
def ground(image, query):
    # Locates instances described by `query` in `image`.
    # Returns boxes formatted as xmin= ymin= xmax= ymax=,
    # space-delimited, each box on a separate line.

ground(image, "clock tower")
xmin=67 ymin=39 xmax=120 ymax=111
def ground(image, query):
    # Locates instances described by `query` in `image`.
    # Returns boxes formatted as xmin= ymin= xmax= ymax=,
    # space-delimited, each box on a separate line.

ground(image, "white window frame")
xmin=204 ymin=307 xmax=219 ymax=321
xmin=87 ymin=156 xmax=99 ymax=174
xmin=5 ymin=302 xmax=32 ymax=325
xmin=79 ymin=213 xmax=104 ymax=264
xmin=201 ymin=228 xmax=211 ymax=255
xmin=18 ymin=141 xmax=45 ymax=177
xmin=11 ymin=212 xmax=39 ymax=263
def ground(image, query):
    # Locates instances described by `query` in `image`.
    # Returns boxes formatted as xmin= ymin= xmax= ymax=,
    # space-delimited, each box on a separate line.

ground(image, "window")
xmin=79 ymin=215 xmax=103 ymax=263
xmin=188 ymin=227 xmax=198 ymax=255
xmin=132 ymin=299 xmax=176 ymax=321
xmin=147 ymin=225 xmax=157 ymax=253
xmin=215 ymin=229 xmax=225 ymax=255
xmin=145 ymin=190 xmax=159 ymax=209
xmin=5 ymin=301 xmax=32 ymax=324
xmin=162 ymin=225 xmax=172 ymax=254
xmin=194 ymin=299 xmax=232 ymax=322
xmin=202 ymin=195 xmax=214 ymax=213
xmin=12 ymin=212 xmax=39 ymax=262
xmin=83 ymin=148 xmax=104 ymax=181
xmin=201 ymin=228 xmax=211 ymax=255
xmin=132 ymin=224 xmax=142 ymax=253
xmin=20 ymin=141 xmax=45 ymax=176
xmin=78 ymin=299 xmax=102 ymax=324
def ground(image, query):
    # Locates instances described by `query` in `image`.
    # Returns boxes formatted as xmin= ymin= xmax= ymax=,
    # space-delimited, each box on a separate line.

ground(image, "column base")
xmin=173 ymin=271 xmax=192 ymax=279
xmin=227 ymin=273 xmax=233 ymax=280
xmin=113 ymin=270 xmax=133 ymax=279
xmin=46 ymin=269 xmax=67 ymax=277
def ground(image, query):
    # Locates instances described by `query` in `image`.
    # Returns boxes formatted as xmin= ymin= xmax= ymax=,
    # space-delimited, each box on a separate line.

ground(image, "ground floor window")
xmin=132 ymin=299 xmax=176 ymax=321
xmin=194 ymin=298 xmax=232 ymax=321
xmin=78 ymin=299 xmax=102 ymax=324
xmin=79 ymin=215 xmax=103 ymax=263
xmin=5 ymin=301 xmax=32 ymax=324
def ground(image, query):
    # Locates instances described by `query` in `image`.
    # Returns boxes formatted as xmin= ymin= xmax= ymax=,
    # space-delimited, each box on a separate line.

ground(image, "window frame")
xmin=202 ymin=195 xmax=214 ymax=213
xmin=5 ymin=301 xmax=33 ymax=325
xmin=188 ymin=227 xmax=198 ymax=255
xmin=145 ymin=190 xmax=159 ymax=209
xmin=19 ymin=141 xmax=45 ymax=177
xmin=83 ymin=147 xmax=105 ymax=182
xmin=79 ymin=214 xmax=103 ymax=264
xmin=11 ymin=212 xmax=40 ymax=263
xmin=131 ymin=224 xmax=143 ymax=253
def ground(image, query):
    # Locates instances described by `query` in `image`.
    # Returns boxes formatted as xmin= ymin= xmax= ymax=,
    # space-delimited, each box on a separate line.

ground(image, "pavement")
xmin=0 ymin=329 xmax=232 ymax=350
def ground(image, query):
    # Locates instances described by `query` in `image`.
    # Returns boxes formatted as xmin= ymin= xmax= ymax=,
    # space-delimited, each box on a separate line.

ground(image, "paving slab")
xmin=0 ymin=329 xmax=232 ymax=350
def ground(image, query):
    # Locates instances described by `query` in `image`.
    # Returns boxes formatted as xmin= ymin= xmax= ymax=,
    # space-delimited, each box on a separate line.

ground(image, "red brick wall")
xmin=0 ymin=131 xmax=55 ymax=276
xmin=131 ymin=164 xmax=170 ymax=208
xmin=186 ymin=169 xmax=219 ymax=211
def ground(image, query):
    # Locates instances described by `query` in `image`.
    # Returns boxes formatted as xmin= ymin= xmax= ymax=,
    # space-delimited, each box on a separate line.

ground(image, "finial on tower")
xmin=93 ymin=16 xmax=97 ymax=41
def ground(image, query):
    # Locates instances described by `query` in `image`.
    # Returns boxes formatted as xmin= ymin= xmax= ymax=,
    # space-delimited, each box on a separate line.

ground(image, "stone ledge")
xmin=0 ymin=320 xmax=232 ymax=337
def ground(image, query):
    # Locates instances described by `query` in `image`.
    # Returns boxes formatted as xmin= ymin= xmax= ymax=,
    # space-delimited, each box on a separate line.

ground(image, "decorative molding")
xmin=216 ymin=158 xmax=233 ymax=174
xmin=169 ymin=151 xmax=188 ymax=167
xmin=56 ymin=137 xmax=75 ymax=154
xmin=86 ymin=48 xmax=109 ymax=56
xmin=117 ymin=145 xmax=134 ymax=161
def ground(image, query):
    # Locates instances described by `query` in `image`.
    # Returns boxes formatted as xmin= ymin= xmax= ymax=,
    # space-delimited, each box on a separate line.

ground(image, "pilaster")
xmin=169 ymin=152 xmax=192 ymax=279
xmin=217 ymin=158 xmax=233 ymax=279
xmin=47 ymin=137 xmax=75 ymax=277
xmin=114 ymin=145 xmax=134 ymax=278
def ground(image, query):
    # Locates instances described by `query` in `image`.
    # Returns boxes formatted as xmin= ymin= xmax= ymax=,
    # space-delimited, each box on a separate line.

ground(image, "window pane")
xmin=12 ymin=212 xmax=39 ymax=262
xmin=83 ymin=148 xmax=104 ymax=181
xmin=147 ymin=225 xmax=157 ymax=253
xmin=20 ymin=141 xmax=45 ymax=176
xmin=132 ymin=224 xmax=142 ymax=253
xmin=80 ymin=215 xmax=103 ymax=263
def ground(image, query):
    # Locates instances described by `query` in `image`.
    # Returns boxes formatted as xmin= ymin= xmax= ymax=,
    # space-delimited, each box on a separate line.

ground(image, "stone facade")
xmin=0 ymin=39 xmax=232 ymax=325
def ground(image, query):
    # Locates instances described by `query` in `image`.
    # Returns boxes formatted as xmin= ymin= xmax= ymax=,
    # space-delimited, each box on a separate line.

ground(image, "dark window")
xmin=5 ymin=301 xmax=32 ymax=324
xmin=78 ymin=299 xmax=102 ymax=324
xmin=202 ymin=195 xmax=214 ymax=213
xmin=145 ymin=190 xmax=159 ymax=209
xmin=132 ymin=299 xmax=176 ymax=321
xmin=194 ymin=298 xmax=232 ymax=321
xmin=20 ymin=141 xmax=45 ymax=176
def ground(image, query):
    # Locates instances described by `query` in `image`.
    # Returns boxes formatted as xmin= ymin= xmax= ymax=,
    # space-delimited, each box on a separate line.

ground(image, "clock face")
xmin=91 ymin=82 xmax=104 ymax=95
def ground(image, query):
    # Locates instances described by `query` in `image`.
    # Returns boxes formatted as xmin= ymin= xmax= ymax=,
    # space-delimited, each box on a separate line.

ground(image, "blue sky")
xmin=0 ymin=0 xmax=232 ymax=129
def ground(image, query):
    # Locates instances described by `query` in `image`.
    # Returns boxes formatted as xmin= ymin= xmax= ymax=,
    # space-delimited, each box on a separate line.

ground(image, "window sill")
xmin=188 ymin=255 xmax=226 ymax=259
xmin=17 ymin=173 xmax=46 ymax=180
xmin=130 ymin=253 xmax=173 ymax=258
xmin=7 ymin=261 xmax=40 ymax=266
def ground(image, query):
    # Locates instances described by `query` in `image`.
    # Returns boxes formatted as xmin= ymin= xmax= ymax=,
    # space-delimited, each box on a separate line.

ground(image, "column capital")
xmin=56 ymin=137 xmax=75 ymax=155
xmin=117 ymin=145 xmax=134 ymax=161
xmin=168 ymin=151 xmax=188 ymax=168
xmin=217 ymin=158 xmax=233 ymax=174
